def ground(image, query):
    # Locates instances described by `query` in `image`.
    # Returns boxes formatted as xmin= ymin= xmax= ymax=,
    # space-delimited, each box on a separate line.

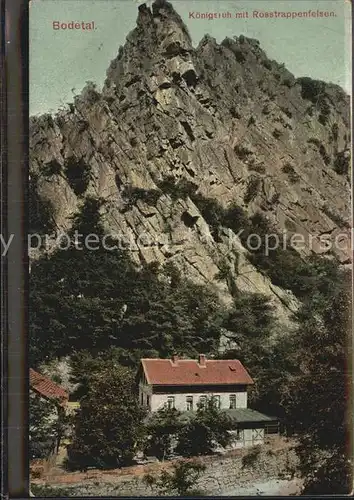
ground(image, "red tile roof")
xmin=29 ymin=368 xmax=69 ymax=405
xmin=141 ymin=357 xmax=254 ymax=386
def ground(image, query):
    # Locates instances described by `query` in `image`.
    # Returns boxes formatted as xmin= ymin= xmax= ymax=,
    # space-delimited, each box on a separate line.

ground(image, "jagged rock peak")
xmin=105 ymin=1 xmax=193 ymax=87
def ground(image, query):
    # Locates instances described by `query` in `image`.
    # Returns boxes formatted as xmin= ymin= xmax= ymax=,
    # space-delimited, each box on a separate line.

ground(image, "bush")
xmin=144 ymin=460 xmax=206 ymax=496
xmin=331 ymin=123 xmax=339 ymax=141
xmin=333 ymin=151 xmax=350 ymax=176
xmin=176 ymin=397 xmax=233 ymax=457
xmin=318 ymin=144 xmax=331 ymax=165
xmin=67 ymin=364 xmax=146 ymax=470
xmin=145 ymin=407 xmax=182 ymax=460
xmin=123 ymin=186 xmax=161 ymax=207
xmin=42 ymin=159 xmax=62 ymax=177
xmin=322 ymin=205 xmax=349 ymax=228
xmin=29 ymin=173 xmax=56 ymax=235
xmin=31 ymin=485 xmax=74 ymax=497
xmin=282 ymin=162 xmax=300 ymax=183
xmin=64 ymin=157 xmax=91 ymax=196
xmin=234 ymin=144 xmax=253 ymax=160
xmin=298 ymin=77 xmax=326 ymax=103
xmin=157 ymin=176 xmax=197 ymax=201
xmin=262 ymin=59 xmax=272 ymax=70
xmin=318 ymin=99 xmax=331 ymax=126
xmin=29 ymin=394 xmax=66 ymax=460
xmin=242 ymin=445 xmax=261 ymax=467
xmin=244 ymin=176 xmax=261 ymax=203
xmin=82 ymin=81 xmax=101 ymax=104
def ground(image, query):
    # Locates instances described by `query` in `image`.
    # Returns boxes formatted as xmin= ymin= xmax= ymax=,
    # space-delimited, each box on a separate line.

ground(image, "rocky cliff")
xmin=29 ymin=0 xmax=351 ymax=327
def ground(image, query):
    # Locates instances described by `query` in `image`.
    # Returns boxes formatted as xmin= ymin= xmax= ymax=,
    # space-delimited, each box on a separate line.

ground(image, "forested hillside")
xmin=29 ymin=0 xmax=351 ymax=494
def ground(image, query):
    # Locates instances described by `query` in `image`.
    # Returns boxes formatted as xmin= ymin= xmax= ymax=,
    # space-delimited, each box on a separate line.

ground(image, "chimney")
xmin=171 ymin=354 xmax=179 ymax=366
xmin=198 ymin=354 xmax=206 ymax=367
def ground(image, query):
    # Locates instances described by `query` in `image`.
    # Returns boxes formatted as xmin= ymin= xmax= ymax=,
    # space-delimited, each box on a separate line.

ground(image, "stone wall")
xmin=32 ymin=437 xmax=300 ymax=496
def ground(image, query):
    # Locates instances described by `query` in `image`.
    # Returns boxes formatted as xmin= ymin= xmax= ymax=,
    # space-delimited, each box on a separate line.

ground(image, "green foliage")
xmin=222 ymin=204 xmax=249 ymax=234
xmin=29 ymin=394 xmax=66 ymax=459
xmin=234 ymin=144 xmax=253 ymax=160
xmin=71 ymin=195 xmax=106 ymax=236
xmin=331 ymin=123 xmax=339 ymax=141
xmin=280 ymin=277 xmax=351 ymax=494
xmin=248 ymin=162 xmax=266 ymax=174
xmin=122 ymin=186 xmax=161 ymax=208
xmin=157 ymin=176 xmax=197 ymax=201
xmin=29 ymin=174 xmax=55 ymax=235
xmin=42 ymin=159 xmax=62 ymax=177
xmin=69 ymin=348 xmax=152 ymax=399
xmin=29 ymin=198 xmax=224 ymax=366
xmin=240 ymin=212 xmax=341 ymax=301
xmin=222 ymin=293 xmax=275 ymax=343
xmin=298 ymin=77 xmax=326 ymax=103
xmin=176 ymin=398 xmax=233 ymax=456
xmin=333 ymin=150 xmax=350 ymax=176
xmin=64 ymin=157 xmax=91 ymax=196
xmin=190 ymin=195 xmax=226 ymax=240
xmin=247 ymin=115 xmax=256 ymax=126
xmin=144 ymin=460 xmax=206 ymax=496
xmin=67 ymin=364 xmax=146 ymax=470
xmin=282 ymin=77 xmax=294 ymax=88
xmin=308 ymin=138 xmax=331 ymax=166
xmin=261 ymin=59 xmax=272 ymax=70
xmin=242 ymin=445 xmax=261 ymax=468
xmin=220 ymin=293 xmax=286 ymax=414
xmin=82 ymin=81 xmax=101 ymax=104
xmin=244 ymin=176 xmax=261 ymax=203
xmin=31 ymin=485 xmax=74 ymax=497
xmin=272 ymin=128 xmax=282 ymax=139
xmin=145 ymin=407 xmax=182 ymax=460
xmin=322 ymin=204 xmax=350 ymax=228
xmin=282 ymin=162 xmax=299 ymax=183
xmin=318 ymin=99 xmax=331 ymax=125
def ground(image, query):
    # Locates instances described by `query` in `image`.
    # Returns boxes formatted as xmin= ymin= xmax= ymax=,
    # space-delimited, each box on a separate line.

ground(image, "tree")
xmin=145 ymin=407 xmax=182 ymax=460
xmin=281 ymin=272 xmax=352 ymax=494
xmin=30 ymin=198 xmax=224 ymax=367
xmin=67 ymin=364 xmax=146 ymax=470
xmin=29 ymin=394 xmax=67 ymax=459
xmin=144 ymin=460 xmax=206 ymax=496
xmin=221 ymin=293 xmax=284 ymax=414
xmin=176 ymin=397 xmax=233 ymax=457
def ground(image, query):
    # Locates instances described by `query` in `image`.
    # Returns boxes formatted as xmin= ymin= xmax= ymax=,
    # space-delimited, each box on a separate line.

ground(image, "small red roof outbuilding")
xmin=30 ymin=368 xmax=69 ymax=406
xmin=140 ymin=355 xmax=254 ymax=386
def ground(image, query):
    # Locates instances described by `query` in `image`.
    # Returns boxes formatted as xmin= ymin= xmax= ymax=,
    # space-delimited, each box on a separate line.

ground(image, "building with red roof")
xmin=139 ymin=354 xmax=253 ymax=412
xmin=30 ymin=368 xmax=69 ymax=407
xmin=139 ymin=354 xmax=278 ymax=448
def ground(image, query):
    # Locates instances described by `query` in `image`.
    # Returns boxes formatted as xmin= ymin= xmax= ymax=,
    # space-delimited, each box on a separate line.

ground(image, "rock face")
xmin=29 ymin=1 xmax=351 ymax=325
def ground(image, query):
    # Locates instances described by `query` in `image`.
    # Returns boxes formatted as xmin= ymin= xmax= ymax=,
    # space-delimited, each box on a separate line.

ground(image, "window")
xmin=199 ymin=395 xmax=207 ymax=408
xmin=186 ymin=396 xmax=193 ymax=411
xmin=146 ymin=395 xmax=150 ymax=408
xmin=229 ymin=394 xmax=236 ymax=409
xmin=167 ymin=396 xmax=175 ymax=409
xmin=140 ymin=392 xmax=144 ymax=405
xmin=212 ymin=395 xmax=221 ymax=409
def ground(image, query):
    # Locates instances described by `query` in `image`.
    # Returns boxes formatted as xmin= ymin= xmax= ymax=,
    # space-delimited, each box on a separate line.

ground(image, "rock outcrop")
xmin=29 ymin=0 xmax=351 ymax=327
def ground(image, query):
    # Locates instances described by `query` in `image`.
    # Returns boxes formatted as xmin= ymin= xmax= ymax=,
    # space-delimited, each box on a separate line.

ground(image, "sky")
xmin=30 ymin=0 xmax=352 ymax=116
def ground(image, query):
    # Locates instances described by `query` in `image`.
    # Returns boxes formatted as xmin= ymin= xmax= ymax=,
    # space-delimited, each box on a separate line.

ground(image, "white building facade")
xmin=139 ymin=355 xmax=278 ymax=448
xmin=138 ymin=354 xmax=253 ymax=412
